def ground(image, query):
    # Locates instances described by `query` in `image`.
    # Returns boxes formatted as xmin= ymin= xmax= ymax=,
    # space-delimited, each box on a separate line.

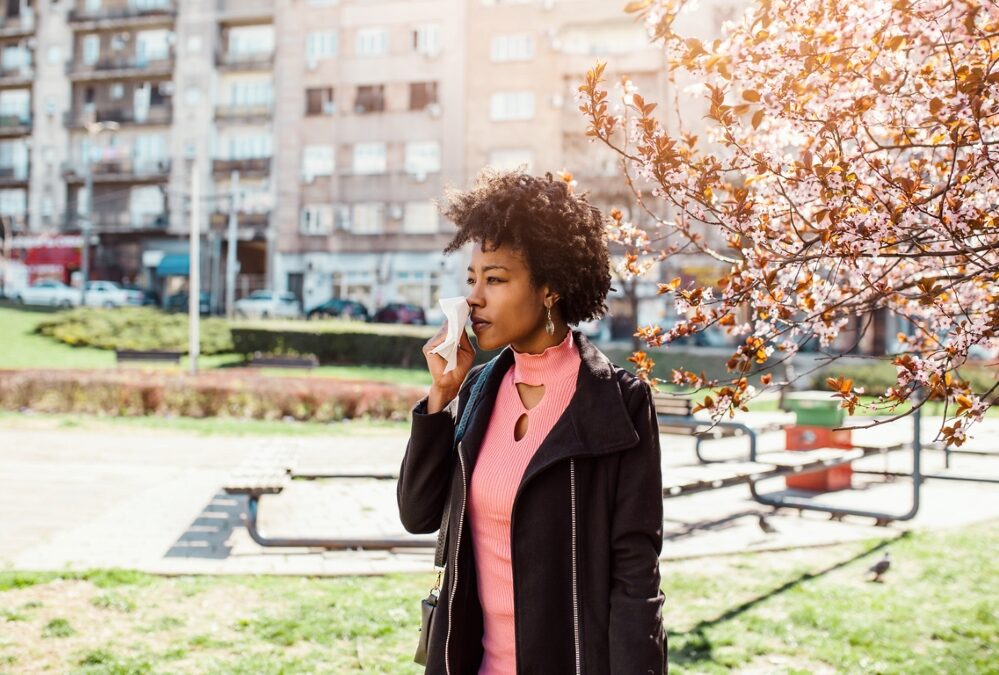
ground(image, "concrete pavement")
xmin=1 ymin=415 xmax=997 ymax=576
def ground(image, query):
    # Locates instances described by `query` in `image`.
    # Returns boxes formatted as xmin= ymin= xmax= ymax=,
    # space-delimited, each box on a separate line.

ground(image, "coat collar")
xmin=459 ymin=330 xmax=641 ymax=480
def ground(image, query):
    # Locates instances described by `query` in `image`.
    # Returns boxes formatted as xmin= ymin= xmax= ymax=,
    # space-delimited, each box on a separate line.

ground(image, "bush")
xmin=0 ymin=369 xmax=426 ymax=422
xmin=230 ymin=320 xmax=500 ymax=368
xmin=35 ymin=307 xmax=233 ymax=355
xmin=808 ymin=360 xmax=998 ymax=398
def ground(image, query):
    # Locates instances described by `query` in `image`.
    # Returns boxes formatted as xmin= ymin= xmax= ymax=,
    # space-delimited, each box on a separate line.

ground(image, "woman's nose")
xmin=466 ymin=282 xmax=484 ymax=308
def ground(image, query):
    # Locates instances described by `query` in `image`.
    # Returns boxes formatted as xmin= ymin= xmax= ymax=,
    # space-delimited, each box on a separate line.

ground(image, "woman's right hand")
xmin=423 ymin=321 xmax=476 ymax=413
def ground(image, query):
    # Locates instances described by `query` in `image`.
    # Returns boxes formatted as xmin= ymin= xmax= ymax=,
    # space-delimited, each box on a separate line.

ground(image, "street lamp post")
xmin=80 ymin=120 xmax=119 ymax=306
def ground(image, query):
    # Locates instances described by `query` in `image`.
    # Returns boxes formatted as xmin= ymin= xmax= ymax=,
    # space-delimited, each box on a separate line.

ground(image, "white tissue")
xmin=429 ymin=296 xmax=471 ymax=373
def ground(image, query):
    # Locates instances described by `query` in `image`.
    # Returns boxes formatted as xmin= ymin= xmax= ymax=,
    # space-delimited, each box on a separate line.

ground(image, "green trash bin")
xmin=782 ymin=392 xmax=846 ymax=428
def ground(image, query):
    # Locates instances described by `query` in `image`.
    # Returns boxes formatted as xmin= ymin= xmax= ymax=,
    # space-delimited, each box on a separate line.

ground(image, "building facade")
xmin=8 ymin=0 xmax=682 ymax=328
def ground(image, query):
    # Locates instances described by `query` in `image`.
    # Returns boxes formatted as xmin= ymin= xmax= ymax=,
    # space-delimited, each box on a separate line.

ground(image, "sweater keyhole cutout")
xmin=514 ymin=412 xmax=530 ymax=442
xmin=515 ymin=383 xmax=545 ymax=410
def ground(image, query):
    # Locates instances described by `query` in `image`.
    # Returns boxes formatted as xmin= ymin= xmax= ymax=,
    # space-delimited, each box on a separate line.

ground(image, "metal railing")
xmin=65 ymin=105 xmax=172 ymax=128
xmin=68 ymin=1 xmax=175 ymax=23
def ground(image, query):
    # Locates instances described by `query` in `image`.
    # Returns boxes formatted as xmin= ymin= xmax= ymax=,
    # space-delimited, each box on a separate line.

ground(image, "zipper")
xmin=444 ymin=443 xmax=468 ymax=675
xmin=570 ymin=458 xmax=581 ymax=675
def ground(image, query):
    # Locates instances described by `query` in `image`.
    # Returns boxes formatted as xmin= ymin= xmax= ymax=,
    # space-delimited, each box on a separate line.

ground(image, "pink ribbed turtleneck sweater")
xmin=468 ymin=330 xmax=581 ymax=675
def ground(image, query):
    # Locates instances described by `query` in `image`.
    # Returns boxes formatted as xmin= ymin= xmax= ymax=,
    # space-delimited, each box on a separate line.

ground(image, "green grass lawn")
xmin=0 ymin=521 xmax=995 ymax=673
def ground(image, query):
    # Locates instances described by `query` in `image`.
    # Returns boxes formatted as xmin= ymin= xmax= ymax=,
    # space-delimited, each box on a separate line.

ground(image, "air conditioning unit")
xmin=426 ymin=103 xmax=442 ymax=118
xmin=306 ymin=58 xmax=318 ymax=71
xmin=159 ymin=81 xmax=175 ymax=95
xmin=413 ymin=171 xmax=427 ymax=183
xmin=322 ymin=101 xmax=335 ymax=115
xmin=388 ymin=204 xmax=403 ymax=220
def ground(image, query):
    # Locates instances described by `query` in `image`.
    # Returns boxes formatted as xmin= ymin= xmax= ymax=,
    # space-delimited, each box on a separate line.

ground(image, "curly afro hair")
xmin=440 ymin=170 xmax=612 ymax=326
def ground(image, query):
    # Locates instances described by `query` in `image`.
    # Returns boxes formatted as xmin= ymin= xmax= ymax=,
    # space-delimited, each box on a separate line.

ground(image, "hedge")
xmin=230 ymin=320 xmax=501 ymax=368
xmin=35 ymin=307 xmax=233 ymax=355
xmin=0 ymin=369 xmax=426 ymax=422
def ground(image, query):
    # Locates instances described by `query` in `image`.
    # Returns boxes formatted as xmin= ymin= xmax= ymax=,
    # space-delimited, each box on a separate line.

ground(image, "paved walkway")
xmin=1 ymin=415 xmax=997 ymax=577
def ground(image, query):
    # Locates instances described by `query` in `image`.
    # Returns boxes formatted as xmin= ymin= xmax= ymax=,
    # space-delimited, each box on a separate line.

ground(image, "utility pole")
xmin=189 ymin=159 xmax=200 ymax=375
xmin=225 ymin=170 xmax=239 ymax=319
xmin=80 ymin=120 xmax=118 ymax=306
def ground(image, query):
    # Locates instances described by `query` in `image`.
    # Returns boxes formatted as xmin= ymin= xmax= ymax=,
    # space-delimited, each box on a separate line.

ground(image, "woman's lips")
xmin=471 ymin=320 xmax=491 ymax=331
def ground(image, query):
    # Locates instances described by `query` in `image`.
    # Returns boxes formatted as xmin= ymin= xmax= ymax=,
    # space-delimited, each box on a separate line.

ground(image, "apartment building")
xmin=7 ymin=0 xmax=689 ymax=324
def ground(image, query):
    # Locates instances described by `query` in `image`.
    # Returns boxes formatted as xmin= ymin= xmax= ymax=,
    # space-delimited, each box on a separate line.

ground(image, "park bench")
xmin=222 ymin=446 xmax=433 ymax=550
xmin=115 ymin=349 xmax=183 ymax=366
xmin=248 ymin=353 xmax=319 ymax=370
xmin=652 ymin=391 xmax=793 ymax=464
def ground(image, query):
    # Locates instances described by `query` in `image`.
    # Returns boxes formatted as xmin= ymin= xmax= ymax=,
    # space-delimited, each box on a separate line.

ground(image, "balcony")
xmin=0 ymin=13 xmax=35 ymax=38
xmin=215 ymin=50 xmax=274 ymax=72
xmin=65 ymin=105 xmax=173 ymax=128
xmin=0 ymin=114 xmax=30 ymax=137
xmin=0 ymin=165 xmax=29 ymax=186
xmin=216 ymin=0 xmax=273 ymax=22
xmin=63 ymin=158 xmax=172 ymax=184
xmin=65 ymin=210 xmax=168 ymax=232
xmin=68 ymin=1 xmax=175 ymax=29
xmin=214 ymin=103 xmax=272 ymax=124
xmin=0 ymin=64 xmax=32 ymax=88
xmin=212 ymin=157 xmax=271 ymax=178
xmin=67 ymin=54 xmax=175 ymax=81
xmin=209 ymin=210 xmax=270 ymax=230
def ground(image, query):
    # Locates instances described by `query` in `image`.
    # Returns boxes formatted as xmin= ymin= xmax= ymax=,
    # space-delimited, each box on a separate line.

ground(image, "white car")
xmin=83 ymin=280 xmax=144 ymax=308
xmin=234 ymin=290 xmax=302 ymax=319
xmin=14 ymin=279 xmax=80 ymax=308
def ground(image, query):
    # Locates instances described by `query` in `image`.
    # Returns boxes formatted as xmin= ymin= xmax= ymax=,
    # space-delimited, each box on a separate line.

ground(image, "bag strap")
xmin=433 ymin=356 xmax=498 ymax=575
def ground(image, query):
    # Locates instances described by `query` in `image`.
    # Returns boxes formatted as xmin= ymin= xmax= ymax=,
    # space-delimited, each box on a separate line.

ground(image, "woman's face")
xmin=465 ymin=241 xmax=561 ymax=353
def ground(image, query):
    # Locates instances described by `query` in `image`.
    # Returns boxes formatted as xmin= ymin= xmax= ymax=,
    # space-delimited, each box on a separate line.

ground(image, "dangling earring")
xmin=545 ymin=304 xmax=555 ymax=336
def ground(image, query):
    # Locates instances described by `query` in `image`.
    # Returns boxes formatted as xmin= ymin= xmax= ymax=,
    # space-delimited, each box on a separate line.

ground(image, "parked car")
xmin=234 ymin=290 xmax=301 ymax=319
xmin=14 ymin=279 xmax=80 ymax=308
xmin=121 ymin=285 xmax=161 ymax=307
xmin=165 ymin=291 xmax=212 ymax=315
xmin=372 ymin=302 xmax=427 ymax=325
xmin=306 ymin=298 xmax=370 ymax=322
xmin=83 ymin=280 xmax=144 ymax=308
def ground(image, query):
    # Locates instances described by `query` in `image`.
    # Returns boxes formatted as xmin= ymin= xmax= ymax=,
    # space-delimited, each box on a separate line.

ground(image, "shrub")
xmin=35 ymin=307 xmax=233 ymax=355
xmin=0 ymin=369 xmax=426 ymax=422
xmin=230 ymin=320 xmax=500 ymax=368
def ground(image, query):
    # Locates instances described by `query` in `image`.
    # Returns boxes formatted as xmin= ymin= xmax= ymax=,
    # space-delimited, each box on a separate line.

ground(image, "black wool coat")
xmin=398 ymin=331 xmax=667 ymax=675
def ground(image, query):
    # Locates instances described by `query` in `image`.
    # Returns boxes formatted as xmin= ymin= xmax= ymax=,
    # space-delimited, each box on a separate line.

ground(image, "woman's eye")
xmin=487 ymin=277 xmax=503 ymax=284
xmin=465 ymin=279 xmax=474 ymax=286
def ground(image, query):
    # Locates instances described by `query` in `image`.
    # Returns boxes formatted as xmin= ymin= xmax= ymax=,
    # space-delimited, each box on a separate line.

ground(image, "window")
xmin=228 ymin=25 xmax=275 ymax=57
xmin=302 ymin=144 xmax=334 ymax=182
xmin=222 ymin=133 xmax=272 ymax=160
xmin=409 ymin=82 xmax=438 ymax=111
xmin=136 ymin=29 xmax=170 ymax=63
xmin=352 ymin=202 xmax=384 ymax=234
xmin=354 ymin=85 xmax=385 ymax=114
xmin=403 ymin=202 xmax=438 ymax=233
xmin=0 ymin=189 xmax=26 ymax=217
xmin=110 ymin=83 xmax=124 ymax=100
xmin=413 ymin=25 xmax=441 ymax=56
xmin=352 ymin=142 xmax=386 ymax=175
xmin=306 ymin=87 xmax=335 ymax=115
xmin=82 ymin=34 xmax=100 ymax=65
xmin=300 ymin=204 xmax=333 ymax=235
xmin=230 ymin=79 xmax=273 ymax=107
xmin=404 ymin=141 xmax=441 ymax=176
xmin=488 ymin=148 xmax=534 ymax=171
xmin=47 ymin=46 xmax=61 ymax=65
xmin=133 ymin=133 xmax=168 ymax=172
xmin=306 ymin=30 xmax=339 ymax=62
xmin=0 ymin=140 xmax=28 ymax=179
xmin=130 ymin=185 xmax=165 ymax=228
xmin=491 ymin=34 xmax=535 ymax=62
xmin=490 ymin=91 xmax=535 ymax=121
xmin=355 ymin=28 xmax=388 ymax=57
xmin=1 ymin=45 xmax=29 ymax=71
xmin=0 ymin=90 xmax=31 ymax=122
xmin=332 ymin=204 xmax=350 ymax=230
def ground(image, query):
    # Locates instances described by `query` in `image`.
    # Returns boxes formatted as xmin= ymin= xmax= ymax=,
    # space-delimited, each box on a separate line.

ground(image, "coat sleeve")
xmin=396 ymin=367 xmax=478 ymax=534
xmin=609 ymin=379 xmax=667 ymax=674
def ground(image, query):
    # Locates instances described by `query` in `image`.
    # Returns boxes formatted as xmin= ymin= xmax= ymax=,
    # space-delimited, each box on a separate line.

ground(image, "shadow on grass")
xmin=668 ymin=530 xmax=911 ymax=667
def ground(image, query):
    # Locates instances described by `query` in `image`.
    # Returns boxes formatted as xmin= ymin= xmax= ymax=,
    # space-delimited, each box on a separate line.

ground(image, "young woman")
xmin=398 ymin=171 xmax=667 ymax=675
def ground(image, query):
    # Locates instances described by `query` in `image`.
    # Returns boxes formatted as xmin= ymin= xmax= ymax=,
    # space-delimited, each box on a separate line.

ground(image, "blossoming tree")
xmin=578 ymin=0 xmax=998 ymax=444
